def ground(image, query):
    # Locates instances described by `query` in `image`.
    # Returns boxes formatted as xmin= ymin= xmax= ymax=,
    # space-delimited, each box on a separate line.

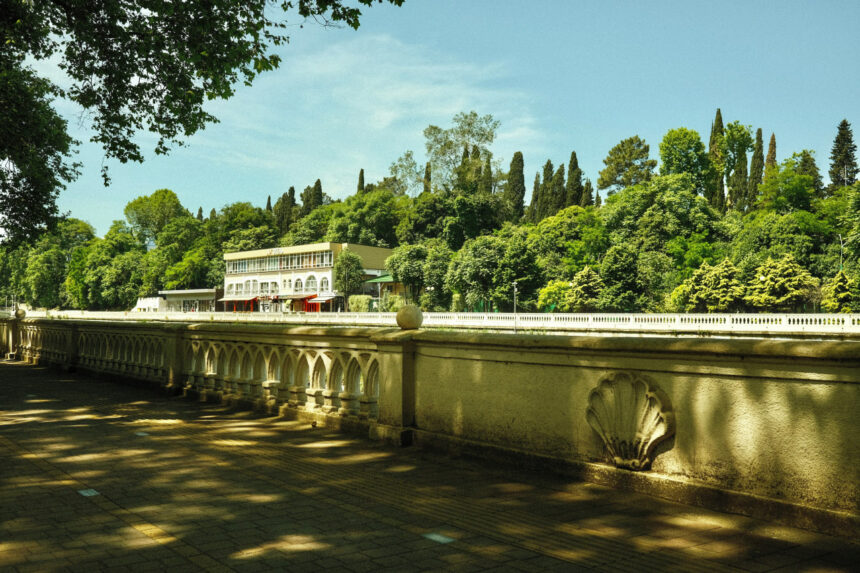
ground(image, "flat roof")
xmin=223 ymin=242 xmax=394 ymax=262
xmin=158 ymin=289 xmax=218 ymax=295
xmin=224 ymin=242 xmax=335 ymax=261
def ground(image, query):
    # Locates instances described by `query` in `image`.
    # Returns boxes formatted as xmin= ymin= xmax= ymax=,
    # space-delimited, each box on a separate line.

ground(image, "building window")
xmin=305 ymin=276 xmax=317 ymax=293
xmin=270 ymin=282 xmax=278 ymax=293
xmin=227 ymin=284 xmax=234 ymax=294
xmin=320 ymin=277 xmax=329 ymax=292
xmin=261 ymin=282 xmax=269 ymax=294
xmin=283 ymin=279 xmax=291 ymax=291
xmin=294 ymin=279 xmax=302 ymax=293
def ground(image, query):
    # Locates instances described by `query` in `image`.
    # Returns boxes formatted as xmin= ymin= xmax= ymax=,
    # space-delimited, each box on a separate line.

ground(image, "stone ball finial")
xmin=14 ymin=308 xmax=26 ymax=319
xmin=396 ymin=304 xmax=423 ymax=330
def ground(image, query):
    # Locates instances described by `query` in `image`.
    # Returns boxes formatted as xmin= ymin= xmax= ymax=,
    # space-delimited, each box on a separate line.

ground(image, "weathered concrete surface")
xmin=409 ymin=331 xmax=860 ymax=535
xmin=2 ymin=361 xmax=859 ymax=572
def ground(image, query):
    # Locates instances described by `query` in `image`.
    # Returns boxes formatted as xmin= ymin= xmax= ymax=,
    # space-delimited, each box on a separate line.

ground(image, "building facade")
xmin=221 ymin=243 xmax=392 ymax=312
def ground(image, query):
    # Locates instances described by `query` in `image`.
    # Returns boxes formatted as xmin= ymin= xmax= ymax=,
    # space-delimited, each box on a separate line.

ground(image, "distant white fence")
xmin=16 ymin=309 xmax=860 ymax=334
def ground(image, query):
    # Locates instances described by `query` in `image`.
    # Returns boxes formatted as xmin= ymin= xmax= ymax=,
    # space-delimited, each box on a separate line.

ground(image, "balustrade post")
xmin=63 ymin=323 xmax=79 ymax=372
xmin=162 ymin=325 xmax=185 ymax=393
xmin=370 ymin=330 xmax=416 ymax=445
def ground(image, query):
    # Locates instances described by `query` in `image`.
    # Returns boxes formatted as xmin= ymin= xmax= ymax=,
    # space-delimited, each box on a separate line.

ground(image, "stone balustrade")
xmin=18 ymin=309 xmax=860 ymax=335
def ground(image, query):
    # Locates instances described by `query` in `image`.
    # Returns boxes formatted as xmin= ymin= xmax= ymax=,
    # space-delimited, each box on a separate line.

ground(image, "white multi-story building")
xmin=221 ymin=242 xmax=392 ymax=312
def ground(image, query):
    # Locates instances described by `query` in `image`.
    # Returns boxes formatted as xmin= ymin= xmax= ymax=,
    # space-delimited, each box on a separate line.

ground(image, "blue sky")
xmin=48 ymin=0 xmax=860 ymax=236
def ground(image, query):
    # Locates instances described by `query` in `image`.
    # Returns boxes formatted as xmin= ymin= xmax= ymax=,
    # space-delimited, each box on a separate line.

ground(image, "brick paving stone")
xmin=1 ymin=361 xmax=858 ymax=573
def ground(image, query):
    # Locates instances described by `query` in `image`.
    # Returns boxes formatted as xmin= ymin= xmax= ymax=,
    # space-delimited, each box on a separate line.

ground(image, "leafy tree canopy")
xmin=597 ymin=135 xmax=657 ymax=193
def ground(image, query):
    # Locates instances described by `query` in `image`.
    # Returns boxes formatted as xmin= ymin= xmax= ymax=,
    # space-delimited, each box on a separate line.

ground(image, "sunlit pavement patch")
xmin=77 ymin=489 xmax=100 ymax=497
xmin=423 ymin=532 xmax=455 ymax=544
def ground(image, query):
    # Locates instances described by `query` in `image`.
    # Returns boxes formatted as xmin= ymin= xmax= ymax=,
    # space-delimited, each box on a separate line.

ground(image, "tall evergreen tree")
xmin=581 ymin=179 xmax=594 ymax=207
xmin=273 ymin=186 xmax=296 ymax=235
xmin=764 ymin=133 xmax=778 ymax=183
xmin=549 ymin=164 xmax=566 ymax=216
xmin=357 ymin=168 xmax=365 ymax=193
xmin=196 ymin=207 xmax=203 ymax=221
xmin=596 ymin=136 xmax=656 ymax=192
xmin=796 ymin=150 xmax=824 ymax=197
xmin=829 ymin=119 xmax=858 ymax=189
xmin=423 ymin=162 xmax=431 ymax=194
xmin=312 ymin=179 xmax=323 ymax=207
xmin=707 ymin=109 xmax=726 ymax=211
xmin=538 ymin=159 xmax=555 ymax=220
xmin=747 ymin=128 xmax=764 ymax=209
xmin=527 ymin=172 xmax=541 ymax=222
xmin=565 ymin=151 xmax=584 ymax=207
xmin=728 ymin=148 xmax=749 ymax=211
xmin=209 ymin=208 xmax=216 ymax=221
xmin=503 ymin=151 xmax=526 ymax=221
xmin=265 ymin=195 xmax=272 ymax=212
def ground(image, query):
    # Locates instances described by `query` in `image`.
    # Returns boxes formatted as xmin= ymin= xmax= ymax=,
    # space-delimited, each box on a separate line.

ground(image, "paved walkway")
xmin=1 ymin=362 xmax=857 ymax=573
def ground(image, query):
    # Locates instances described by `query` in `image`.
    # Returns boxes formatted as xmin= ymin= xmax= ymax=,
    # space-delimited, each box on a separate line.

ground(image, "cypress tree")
xmin=581 ymin=179 xmax=594 ymax=207
xmin=539 ymin=159 xmax=554 ymax=220
xmin=728 ymin=149 xmax=748 ymax=211
xmin=209 ymin=208 xmax=216 ymax=221
xmin=196 ymin=206 xmax=203 ymax=221
xmin=707 ymin=108 xmax=726 ymax=211
xmin=357 ymin=168 xmax=365 ymax=193
xmin=527 ymin=172 xmax=541 ymax=223
xmin=565 ymin=151 xmax=584 ymax=207
xmin=764 ymin=133 xmax=778 ymax=184
xmin=273 ymin=186 xmax=297 ymax=234
xmin=748 ymin=128 xmax=764 ymax=209
xmin=312 ymin=179 xmax=323 ymax=207
xmin=549 ymin=164 xmax=566 ymax=216
xmin=504 ymin=151 xmax=526 ymax=221
xmin=796 ymin=150 xmax=824 ymax=197
xmin=423 ymin=162 xmax=431 ymax=194
xmin=265 ymin=195 xmax=272 ymax=211
xmin=829 ymin=119 xmax=858 ymax=189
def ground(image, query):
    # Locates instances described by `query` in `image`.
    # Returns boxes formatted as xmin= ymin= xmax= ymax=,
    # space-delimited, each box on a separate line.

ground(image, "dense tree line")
xmin=2 ymin=111 xmax=858 ymax=314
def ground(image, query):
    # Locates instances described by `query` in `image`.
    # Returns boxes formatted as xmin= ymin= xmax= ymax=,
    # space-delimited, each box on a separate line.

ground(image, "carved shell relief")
xmin=585 ymin=371 xmax=675 ymax=471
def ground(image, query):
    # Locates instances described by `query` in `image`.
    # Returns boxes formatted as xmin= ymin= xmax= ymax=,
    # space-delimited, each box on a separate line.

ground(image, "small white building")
xmin=132 ymin=297 xmax=166 ymax=312
xmin=157 ymin=288 xmax=223 ymax=312
xmin=221 ymin=242 xmax=392 ymax=312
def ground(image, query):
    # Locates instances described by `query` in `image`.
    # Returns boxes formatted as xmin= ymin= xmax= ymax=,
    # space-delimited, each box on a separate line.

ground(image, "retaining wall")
xmin=2 ymin=317 xmax=857 ymax=537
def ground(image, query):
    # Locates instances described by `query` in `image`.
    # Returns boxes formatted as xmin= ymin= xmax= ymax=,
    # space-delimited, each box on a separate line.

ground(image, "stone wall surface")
xmin=2 ymin=317 xmax=858 ymax=536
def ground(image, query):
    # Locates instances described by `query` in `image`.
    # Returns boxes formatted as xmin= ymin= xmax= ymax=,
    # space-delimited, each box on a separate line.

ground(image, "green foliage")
xmin=389 ymin=150 xmax=423 ymax=196
xmin=601 ymin=174 xmax=722 ymax=254
xmin=757 ymin=157 xmax=816 ymax=213
xmin=565 ymin=151 xmax=584 ymax=208
xmin=724 ymin=121 xmax=753 ymax=211
xmin=445 ymin=235 xmax=505 ymax=311
xmin=380 ymin=293 xmax=405 ymax=312
xmin=334 ymin=250 xmax=365 ymax=309
xmin=821 ymin=270 xmax=855 ymax=313
xmin=744 ymin=255 xmax=819 ymax=312
xmin=326 ymin=189 xmax=405 ymax=247
xmin=829 ymin=119 xmax=857 ymax=190
xmin=706 ymin=109 xmax=726 ymax=211
xmin=659 ymin=128 xmax=712 ymax=196
xmin=748 ymin=128 xmax=765 ymax=208
xmin=1 ymin=62 xmax=78 ymax=244
xmin=123 ymin=189 xmax=189 ymax=243
xmin=795 ymin=150 xmax=824 ymax=197
xmin=503 ymin=151 xmax=526 ymax=221
xmin=423 ymin=111 xmax=499 ymax=187
xmin=528 ymin=206 xmax=607 ymax=281
xmin=273 ymin=187 xmax=297 ymax=235
xmin=386 ymin=244 xmax=428 ymax=303
xmin=678 ymin=258 xmax=745 ymax=312
xmin=597 ymin=136 xmax=657 ymax=193
xmin=537 ymin=280 xmax=574 ymax=312
xmin=348 ymin=294 xmax=372 ymax=313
